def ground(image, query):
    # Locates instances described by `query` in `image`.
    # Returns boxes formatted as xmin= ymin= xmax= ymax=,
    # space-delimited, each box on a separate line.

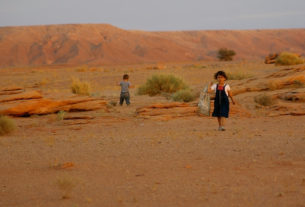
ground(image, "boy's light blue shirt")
xmin=120 ymin=81 xmax=130 ymax=93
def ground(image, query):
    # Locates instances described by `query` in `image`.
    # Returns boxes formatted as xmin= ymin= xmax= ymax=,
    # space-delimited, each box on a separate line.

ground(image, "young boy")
xmin=119 ymin=74 xmax=131 ymax=106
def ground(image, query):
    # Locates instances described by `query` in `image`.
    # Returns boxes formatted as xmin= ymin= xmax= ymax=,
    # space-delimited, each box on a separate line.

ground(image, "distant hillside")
xmin=0 ymin=24 xmax=304 ymax=67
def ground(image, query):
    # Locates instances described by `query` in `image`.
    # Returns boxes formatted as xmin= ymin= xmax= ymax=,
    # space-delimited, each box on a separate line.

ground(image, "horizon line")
xmin=0 ymin=23 xmax=304 ymax=32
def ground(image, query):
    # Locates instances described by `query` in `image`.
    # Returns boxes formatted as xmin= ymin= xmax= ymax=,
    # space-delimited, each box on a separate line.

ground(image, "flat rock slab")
xmin=0 ymin=91 xmax=42 ymax=103
xmin=136 ymin=102 xmax=251 ymax=120
xmin=0 ymin=97 xmax=108 ymax=116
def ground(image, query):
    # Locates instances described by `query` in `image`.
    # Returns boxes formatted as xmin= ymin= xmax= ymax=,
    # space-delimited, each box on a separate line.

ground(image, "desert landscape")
xmin=0 ymin=24 xmax=305 ymax=207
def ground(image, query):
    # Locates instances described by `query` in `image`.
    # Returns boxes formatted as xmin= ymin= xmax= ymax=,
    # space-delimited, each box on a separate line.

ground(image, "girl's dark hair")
xmin=123 ymin=74 xmax=129 ymax=80
xmin=214 ymin=71 xmax=227 ymax=80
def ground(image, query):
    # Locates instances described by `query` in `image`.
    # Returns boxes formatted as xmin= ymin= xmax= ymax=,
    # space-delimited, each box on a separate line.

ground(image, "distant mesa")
xmin=0 ymin=24 xmax=304 ymax=67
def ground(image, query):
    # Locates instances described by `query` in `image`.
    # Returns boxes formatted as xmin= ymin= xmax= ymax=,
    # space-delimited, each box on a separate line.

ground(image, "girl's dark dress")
xmin=212 ymin=84 xmax=229 ymax=118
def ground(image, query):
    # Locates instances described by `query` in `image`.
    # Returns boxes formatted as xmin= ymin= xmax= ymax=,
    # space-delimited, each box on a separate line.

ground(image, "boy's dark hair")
xmin=214 ymin=71 xmax=227 ymax=80
xmin=123 ymin=74 xmax=129 ymax=80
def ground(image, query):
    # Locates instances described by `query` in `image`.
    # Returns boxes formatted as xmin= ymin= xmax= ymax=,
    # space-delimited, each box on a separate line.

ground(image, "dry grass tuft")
xmin=56 ymin=176 xmax=78 ymax=199
xmin=0 ymin=115 xmax=16 ymax=135
xmin=227 ymin=71 xmax=253 ymax=80
xmin=56 ymin=110 xmax=66 ymax=121
xmin=71 ymin=78 xmax=91 ymax=95
xmin=254 ymin=94 xmax=276 ymax=106
xmin=275 ymin=52 xmax=304 ymax=66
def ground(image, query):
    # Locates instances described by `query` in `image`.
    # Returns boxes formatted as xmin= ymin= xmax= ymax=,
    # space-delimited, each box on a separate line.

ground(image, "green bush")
xmin=71 ymin=78 xmax=91 ymax=95
xmin=172 ymin=89 xmax=195 ymax=102
xmin=137 ymin=74 xmax=188 ymax=96
xmin=275 ymin=52 xmax=304 ymax=66
xmin=0 ymin=115 xmax=16 ymax=135
xmin=254 ymin=94 xmax=275 ymax=106
xmin=217 ymin=48 xmax=236 ymax=61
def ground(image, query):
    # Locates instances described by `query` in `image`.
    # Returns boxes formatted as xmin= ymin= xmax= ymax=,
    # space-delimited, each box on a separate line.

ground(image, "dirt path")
xmin=1 ymin=113 xmax=305 ymax=207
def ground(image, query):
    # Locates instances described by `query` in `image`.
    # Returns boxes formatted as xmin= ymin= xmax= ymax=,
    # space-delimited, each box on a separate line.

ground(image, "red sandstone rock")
xmin=265 ymin=53 xmax=278 ymax=64
xmin=0 ymin=98 xmax=108 ymax=116
xmin=0 ymin=91 xmax=42 ymax=103
xmin=136 ymin=102 xmax=251 ymax=120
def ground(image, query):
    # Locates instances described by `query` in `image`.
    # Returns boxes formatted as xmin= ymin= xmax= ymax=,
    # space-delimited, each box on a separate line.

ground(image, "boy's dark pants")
xmin=120 ymin=92 xmax=130 ymax=105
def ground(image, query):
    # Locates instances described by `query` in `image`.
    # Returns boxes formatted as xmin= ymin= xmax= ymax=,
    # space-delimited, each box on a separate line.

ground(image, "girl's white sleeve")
xmin=226 ymin=84 xmax=231 ymax=96
xmin=211 ymin=84 xmax=217 ymax=92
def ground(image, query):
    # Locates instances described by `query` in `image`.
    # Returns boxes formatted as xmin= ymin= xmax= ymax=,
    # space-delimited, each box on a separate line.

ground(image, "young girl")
xmin=208 ymin=71 xmax=235 ymax=131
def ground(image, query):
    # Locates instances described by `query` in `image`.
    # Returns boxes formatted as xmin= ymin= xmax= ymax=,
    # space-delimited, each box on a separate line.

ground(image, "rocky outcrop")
xmin=136 ymin=102 xmax=198 ymax=120
xmin=265 ymin=53 xmax=278 ymax=64
xmin=136 ymin=102 xmax=251 ymax=120
xmin=267 ymin=103 xmax=305 ymax=116
xmin=277 ymin=91 xmax=305 ymax=102
xmin=0 ymin=97 xmax=108 ymax=116
xmin=0 ymin=91 xmax=42 ymax=103
xmin=0 ymin=87 xmax=23 ymax=95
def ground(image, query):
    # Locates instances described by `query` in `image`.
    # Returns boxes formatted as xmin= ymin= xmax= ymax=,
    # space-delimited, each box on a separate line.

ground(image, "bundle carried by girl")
xmin=198 ymin=84 xmax=210 ymax=116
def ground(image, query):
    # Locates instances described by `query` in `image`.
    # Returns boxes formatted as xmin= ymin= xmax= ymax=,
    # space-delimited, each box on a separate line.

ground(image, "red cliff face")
xmin=0 ymin=24 xmax=304 ymax=67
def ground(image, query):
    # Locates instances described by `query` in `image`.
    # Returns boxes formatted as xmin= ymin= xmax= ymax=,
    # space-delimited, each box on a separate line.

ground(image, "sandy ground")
xmin=1 ymin=61 xmax=305 ymax=207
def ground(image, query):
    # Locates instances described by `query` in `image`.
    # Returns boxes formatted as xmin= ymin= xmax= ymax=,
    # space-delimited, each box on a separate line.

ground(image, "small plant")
xmin=275 ymin=52 xmax=304 ymax=66
xmin=172 ymin=89 xmax=195 ymax=102
xmin=71 ymin=78 xmax=91 ymax=95
xmin=292 ymin=80 xmax=305 ymax=88
xmin=0 ymin=115 xmax=16 ymax=135
xmin=254 ymin=94 xmax=276 ymax=106
xmin=76 ymin=65 xmax=88 ymax=72
xmin=227 ymin=72 xmax=253 ymax=80
xmin=56 ymin=176 xmax=77 ymax=199
xmin=56 ymin=110 xmax=66 ymax=121
xmin=109 ymin=100 xmax=117 ymax=107
xmin=137 ymin=74 xmax=188 ymax=96
xmin=217 ymin=48 xmax=236 ymax=61
xmin=90 ymin=92 xmax=101 ymax=97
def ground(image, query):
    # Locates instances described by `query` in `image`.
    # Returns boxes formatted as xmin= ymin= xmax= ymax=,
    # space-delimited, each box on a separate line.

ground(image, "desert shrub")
xmin=227 ymin=72 xmax=253 ymax=80
xmin=275 ymin=52 xmax=304 ymax=66
xmin=254 ymin=94 xmax=276 ymax=106
xmin=137 ymin=74 xmax=188 ymax=96
xmin=172 ymin=89 xmax=195 ymax=102
xmin=217 ymin=48 xmax=236 ymax=61
xmin=71 ymin=78 xmax=91 ymax=95
xmin=0 ymin=115 xmax=16 ymax=135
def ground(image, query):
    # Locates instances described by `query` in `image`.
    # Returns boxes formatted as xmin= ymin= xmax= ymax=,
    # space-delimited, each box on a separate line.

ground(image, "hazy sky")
xmin=1 ymin=0 xmax=305 ymax=31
